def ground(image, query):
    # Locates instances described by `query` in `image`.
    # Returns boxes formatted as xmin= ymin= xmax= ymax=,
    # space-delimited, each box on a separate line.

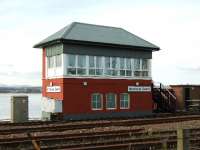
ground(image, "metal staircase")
xmin=152 ymin=82 xmax=176 ymax=113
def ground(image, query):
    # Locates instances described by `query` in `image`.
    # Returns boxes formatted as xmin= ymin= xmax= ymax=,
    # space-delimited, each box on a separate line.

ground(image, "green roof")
xmin=34 ymin=22 xmax=160 ymax=50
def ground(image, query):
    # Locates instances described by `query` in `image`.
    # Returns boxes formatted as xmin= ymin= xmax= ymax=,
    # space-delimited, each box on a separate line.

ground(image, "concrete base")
xmin=63 ymin=111 xmax=153 ymax=120
xmin=42 ymin=111 xmax=153 ymax=121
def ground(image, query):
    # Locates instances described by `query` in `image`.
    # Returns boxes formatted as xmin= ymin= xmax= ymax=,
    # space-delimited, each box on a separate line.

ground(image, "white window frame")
xmin=77 ymin=55 xmax=87 ymax=75
xmin=67 ymin=54 xmax=77 ymax=75
xmin=125 ymin=58 xmax=132 ymax=77
xmin=104 ymin=57 xmax=119 ymax=76
xmin=120 ymin=93 xmax=130 ymax=109
xmin=95 ymin=56 xmax=104 ymax=76
xmin=91 ymin=93 xmax=103 ymax=110
xmin=55 ymin=54 xmax=62 ymax=68
xmin=106 ymin=93 xmax=117 ymax=110
xmin=141 ymin=59 xmax=149 ymax=77
xmin=65 ymin=53 xmax=151 ymax=79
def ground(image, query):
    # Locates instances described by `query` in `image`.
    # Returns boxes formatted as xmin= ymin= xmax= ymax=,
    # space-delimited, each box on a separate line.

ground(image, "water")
xmin=0 ymin=93 xmax=42 ymax=120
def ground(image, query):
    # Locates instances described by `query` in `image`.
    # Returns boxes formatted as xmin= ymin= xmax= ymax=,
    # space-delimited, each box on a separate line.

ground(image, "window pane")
xmin=50 ymin=56 xmax=54 ymax=68
xmin=111 ymin=70 xmax=118 ymax=76
xmin=89 ymin=69 xmax=95 ymax=75
xmin=77 ymin=68 xmax=86 ymax=75
xmin=96 ymin=56 xmax=102 ymax=68
xmin=67 ymin=68 xmax=76 ymax=75
xmin=105 ymin=69 xmax=111 ymax=75
xmin=91 ymin=94 xmax=102 ymax=109
xmin=96 ymin=69 xmax=103 ymax=75
xmin=126 ymin=58 xmax=131 ymax=69
xmin=89 ymin=56 xmax=95 ymax=68
xmin=68 ymin=54 xmax=76 ymax=67
xmin=142 ymin=59 xmax=148 ymax=70
xmin=120 ymin=58 xmax=125 ymax=69
xmin=120 ymin=93 xmax=129 ymax=109
xmin=134 ymin=59 xmax=140 ymax=70
xmin=120 ymin=100 xmax=124 ymax=108
xmin=78 ymin=55 xmax=86 ymax=68
xmin=112 ymin=57 xmax=117 ymax=69
xmin=92 ymin=101 xmax=96 ymax=108
xmin=142 ymin=71 xmax=148 ymax=77
xmin=96 ymin=100 xmax=101 ymax=108
xmin=120 ymin=70 xmax=125 ymax=76
xmin=105 ymin=57 xmax=110 ymax=68
xmin=134 ymin=71 xmax=141 ymax=77
xmin=106 ymin=93 xmax=116 ymax=109
xmin=126 ymin=70 xmax=132 ymax=76
xmin=56 ymin=55 xmax=62 ymax=67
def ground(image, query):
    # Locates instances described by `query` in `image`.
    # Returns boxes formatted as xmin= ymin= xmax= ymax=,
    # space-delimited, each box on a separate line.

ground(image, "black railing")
xmin=153 ymin=82 xmax=176 ymax=113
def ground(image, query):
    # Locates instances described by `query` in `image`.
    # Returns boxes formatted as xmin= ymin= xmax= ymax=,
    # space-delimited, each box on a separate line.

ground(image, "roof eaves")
xmin=33 ymin=39 xmax=62 ymax=48
xmin=62 ymin=39 xmax=159 ymax=51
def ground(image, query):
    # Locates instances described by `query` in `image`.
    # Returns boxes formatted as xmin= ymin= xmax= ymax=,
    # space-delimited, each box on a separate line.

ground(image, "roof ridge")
xmin=60 ymin=22 xmax=76 ymax=39
xmin=73 ymin=22 xmax=123 ymax=30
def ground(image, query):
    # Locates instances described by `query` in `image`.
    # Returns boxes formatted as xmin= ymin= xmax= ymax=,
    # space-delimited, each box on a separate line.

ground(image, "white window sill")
xmin=92 ymin=108 xmax=103 ymax=110
xmin=106 ymin=108 xmax=117 ymax=110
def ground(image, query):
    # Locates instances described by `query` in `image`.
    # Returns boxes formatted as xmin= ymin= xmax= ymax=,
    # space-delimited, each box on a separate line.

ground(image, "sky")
xmin=0 ymin=0 xmax=200 ymax=86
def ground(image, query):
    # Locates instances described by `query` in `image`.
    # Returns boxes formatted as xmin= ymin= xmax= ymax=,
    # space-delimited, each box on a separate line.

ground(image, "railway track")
xmin=1 ymin=114 xmax=200 ymax=135
xmin=1 ymin=114 xmax=200 ymax=149
xmin=1 ymin=128 xmax=200 ymax=150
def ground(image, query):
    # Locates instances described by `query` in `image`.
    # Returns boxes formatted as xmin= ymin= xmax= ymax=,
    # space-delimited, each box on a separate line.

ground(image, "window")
xmin=55 ymin=55 xmax=62 ymax=67
xmin=91 ymin=93 xmax=103 ymax=110
xmin=106 ymin=93 xmax=117 ymax=109
xmin=105 ymin=57 xmax=118 ymax=76
xmin=77 ymin=55 xmax=86 ymax=75
xmin=134 ymin=59 xmax=140 ymax=70
xmin=89 ymin=56 xmax=103 ymax=76
xmin=134 ymin=59 xmax=141 ymax=77
xmin=47 ymin=54 xmax=62 ymax=68
xmin=111 ymin=57 xmax=118 ymax=76
xmin=89 ymin=56 xmax=95 ymax=75
xmin=65 ymin=54 xmax=151 ymax=78
xmin=96 ymin=56 xmax=103 ymax=75
xmin=141 ymin=59 xmax=149 ymax=77
xmin=105 ymin=57 xmax=111 ymax=75
xmin=120 ymin=93 xmax=130 ymax=109
xmin=126 ymin=58 xmax=132 ymax=76
xmin=67 ymin=54 xmax=76 ymax=75
xmin=120 ymin=58 xmax=125 ymax=76
xmin=142 ymin=59 xmax=148 ymax=70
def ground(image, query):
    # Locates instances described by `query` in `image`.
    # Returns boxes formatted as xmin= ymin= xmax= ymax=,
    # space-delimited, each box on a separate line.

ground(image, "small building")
xmin=171 ymin=85 xmax=200 ymax=111
xmin=34 ymin=22 xmax=160 ymax=120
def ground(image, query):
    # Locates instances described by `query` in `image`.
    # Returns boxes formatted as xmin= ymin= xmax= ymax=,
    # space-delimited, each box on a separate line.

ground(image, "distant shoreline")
xmin=0 ymin=86 xmax=42 ymax=93
xmin=0 ymin=92 xmax=41 ymax=94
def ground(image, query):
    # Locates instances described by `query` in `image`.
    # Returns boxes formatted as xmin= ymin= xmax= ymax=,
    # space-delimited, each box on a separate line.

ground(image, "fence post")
xmin=177 ymin=128 xmax=190 ymax=150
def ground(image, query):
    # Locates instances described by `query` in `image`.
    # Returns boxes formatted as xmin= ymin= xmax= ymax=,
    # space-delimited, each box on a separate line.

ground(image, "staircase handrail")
xmin=153 ymin=82 xmax=177 ymax=100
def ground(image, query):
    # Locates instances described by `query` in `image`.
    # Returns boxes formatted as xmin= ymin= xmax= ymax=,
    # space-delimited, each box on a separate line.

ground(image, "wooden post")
xmin=162 ymin=139 xmax=167 ymax=150
xmin=177 ymin=128 xmax=190 ymax=150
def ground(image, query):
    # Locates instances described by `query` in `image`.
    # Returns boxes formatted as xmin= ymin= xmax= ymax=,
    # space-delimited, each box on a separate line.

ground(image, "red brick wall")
xmin=43 ymin=78 xmax=153 ymax=115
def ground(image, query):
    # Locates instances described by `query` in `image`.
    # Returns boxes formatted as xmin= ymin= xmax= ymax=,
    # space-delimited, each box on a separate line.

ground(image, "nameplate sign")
xmin=128 ymin=86 xmax=151 ymax=92
xmin=47 ymin=86 xmax=61 ymax=93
